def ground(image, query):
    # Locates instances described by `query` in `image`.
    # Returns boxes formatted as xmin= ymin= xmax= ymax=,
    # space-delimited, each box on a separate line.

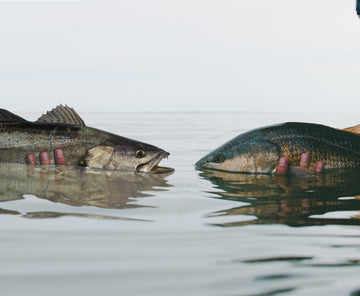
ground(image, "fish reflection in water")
xmin=199 ymin=169 xmax=360 ymax=227
xmin=0 ymin=163 xmax=172 ymax=219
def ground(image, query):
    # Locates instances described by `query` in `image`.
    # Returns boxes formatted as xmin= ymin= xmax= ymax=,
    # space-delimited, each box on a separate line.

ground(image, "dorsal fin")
xmin=36 ymin=105 xmax=85 ymax=126
xmin=342 ymin=124 xmax=360 ymax=135
xmin=0 ymin=109 xmax=27 ymax=122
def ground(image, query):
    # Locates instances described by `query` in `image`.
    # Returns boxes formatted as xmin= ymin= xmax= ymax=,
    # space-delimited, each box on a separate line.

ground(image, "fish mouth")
xmin=195 ymin=159 xmax=205 ymax=169
xmin=195 ymin=157 xmax=212 ymax=170
xmin=136 ymin=151 xmax=173 ymax=174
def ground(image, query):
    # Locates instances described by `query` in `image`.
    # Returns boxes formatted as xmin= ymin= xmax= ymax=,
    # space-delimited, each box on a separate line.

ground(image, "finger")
xmin=276 ymin=157 xmax=288 ymax=175
xmin=54 ymin=149 xmax=66 ymax=165
xmin=299 ymin=153 xmax=310 ymax=168
xmin=40 ymin=152 xmax=50 ymax=165
xmin=315 ymin=161 xmax=324 ymax=173
xmin=27 ymin=154 xmax=36 ymax=165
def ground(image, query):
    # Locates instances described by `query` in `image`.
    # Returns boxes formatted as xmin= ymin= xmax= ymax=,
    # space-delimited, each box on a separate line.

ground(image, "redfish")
xmin=196 ymin=122 xmax=360 ymax=173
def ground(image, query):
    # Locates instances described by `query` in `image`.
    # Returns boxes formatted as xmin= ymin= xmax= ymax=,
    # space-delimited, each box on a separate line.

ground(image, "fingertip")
xmin=276 ymin=157 xmax=288 ymax=174
xmin=27 ymin=154 xmax=36 ymax=165
xmin=279 ymin=157 xmax=288 ymax=166
xmin=315 ymin=161 xmax=324 ymax=173
xmin=40 ymin=152 xmax=50 ymax=165
xmin=54 ymin=149 xmax=66 ymax=165
xmin=299 ymin=153 xmax=310 ymax=168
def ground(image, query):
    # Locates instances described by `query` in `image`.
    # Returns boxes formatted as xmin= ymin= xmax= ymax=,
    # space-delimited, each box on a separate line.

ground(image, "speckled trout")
xmin=0 ymin=105 xmax=172 ymax=173
xmin=196 ymin=122 xmax=360 ymax=173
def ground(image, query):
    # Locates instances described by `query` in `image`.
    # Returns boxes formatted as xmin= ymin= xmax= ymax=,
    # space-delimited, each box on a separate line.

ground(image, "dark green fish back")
xmin=260 ymin=122 xmax=360 ymax=169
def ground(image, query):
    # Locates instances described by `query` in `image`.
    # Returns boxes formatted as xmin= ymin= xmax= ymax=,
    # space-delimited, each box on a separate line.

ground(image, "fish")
xmin=0 ymin=105 xmax=172 ymax=173
xmin=195 ymin=122 xmax=360 ymax=173
xmin=200 ymin=168 xmax=360 ymax=227
xmin=0 ymin=163 xmax=172 ymax=212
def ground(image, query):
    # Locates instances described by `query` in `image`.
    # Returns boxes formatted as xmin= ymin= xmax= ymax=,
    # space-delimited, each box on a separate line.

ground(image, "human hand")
xmin=276 ymin=153 xmax=324 ymax=175
xmin=27 ymin=149 xmax=66 ymax=165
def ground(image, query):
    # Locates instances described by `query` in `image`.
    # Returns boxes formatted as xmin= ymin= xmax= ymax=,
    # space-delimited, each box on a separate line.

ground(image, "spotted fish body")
xmin=196 ymin=122 xmax=360 ymax=173
xmin=0 ymin=105 xmax=171 ymax=172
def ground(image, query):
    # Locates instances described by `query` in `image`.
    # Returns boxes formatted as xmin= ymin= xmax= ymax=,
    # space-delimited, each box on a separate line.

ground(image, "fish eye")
xmin=135 ymin=150 xmax=146 ymax=158
xmin=214 ymin=155 xmax=224 ymax=163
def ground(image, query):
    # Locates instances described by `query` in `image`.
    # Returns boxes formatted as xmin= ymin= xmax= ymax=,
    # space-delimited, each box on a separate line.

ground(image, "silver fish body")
xmin=0 ymin=105 xmax=171 ymax=173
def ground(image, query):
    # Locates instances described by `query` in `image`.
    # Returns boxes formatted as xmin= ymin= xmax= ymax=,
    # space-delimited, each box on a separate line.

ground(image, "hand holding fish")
xmin=27 ymin=149 xmax=66 ymax=165
xmin=195 ymin=122 xmax=355 ymax=174
xmin=0 ymin=105 xmax=171 ymax=173
xmin=275 ymin=153 xmax=324 ymax=175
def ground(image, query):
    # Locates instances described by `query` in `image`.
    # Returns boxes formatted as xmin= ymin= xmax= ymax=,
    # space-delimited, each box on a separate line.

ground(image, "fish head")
xmin=85 ymin=143 xmax=172 ymax=173
xmin=195 ymin=138 xmax=280 ymax=174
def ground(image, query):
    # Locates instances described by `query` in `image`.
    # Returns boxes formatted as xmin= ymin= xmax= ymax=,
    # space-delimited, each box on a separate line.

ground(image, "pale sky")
xmin=0 ymin=0 xmax=359 ymax=112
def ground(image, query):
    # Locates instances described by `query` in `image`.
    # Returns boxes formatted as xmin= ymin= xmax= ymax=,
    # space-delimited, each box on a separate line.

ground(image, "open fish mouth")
xmin=136 ymin=151 xmax=173 ymax=174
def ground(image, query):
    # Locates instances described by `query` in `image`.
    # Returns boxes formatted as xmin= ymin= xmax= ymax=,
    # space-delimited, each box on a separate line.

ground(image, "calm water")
xmin=2 ymin=112 xmax=360 ymax=296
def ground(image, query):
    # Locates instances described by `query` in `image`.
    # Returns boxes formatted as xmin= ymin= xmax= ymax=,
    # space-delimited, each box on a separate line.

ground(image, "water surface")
xmin=2 ymin=112 xmax=360 ymax=296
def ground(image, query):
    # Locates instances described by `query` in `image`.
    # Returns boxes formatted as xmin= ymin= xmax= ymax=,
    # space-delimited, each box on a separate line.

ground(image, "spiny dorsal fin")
xmin=0 ymin=109 xmax=27 ymax=122
xmin=36 ymin=105 xmax=85 ymax=126
xmin=342 ymin=124 xmax=360 ymax=135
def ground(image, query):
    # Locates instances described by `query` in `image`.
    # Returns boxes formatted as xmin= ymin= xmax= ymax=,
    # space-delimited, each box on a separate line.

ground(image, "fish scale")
xmin=263 ymin=123 xmax=360 ymax=169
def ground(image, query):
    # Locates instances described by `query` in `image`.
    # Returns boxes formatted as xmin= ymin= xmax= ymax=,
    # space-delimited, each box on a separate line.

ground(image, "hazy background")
xmin=0 ymin=0 xmax=359 ymax=113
